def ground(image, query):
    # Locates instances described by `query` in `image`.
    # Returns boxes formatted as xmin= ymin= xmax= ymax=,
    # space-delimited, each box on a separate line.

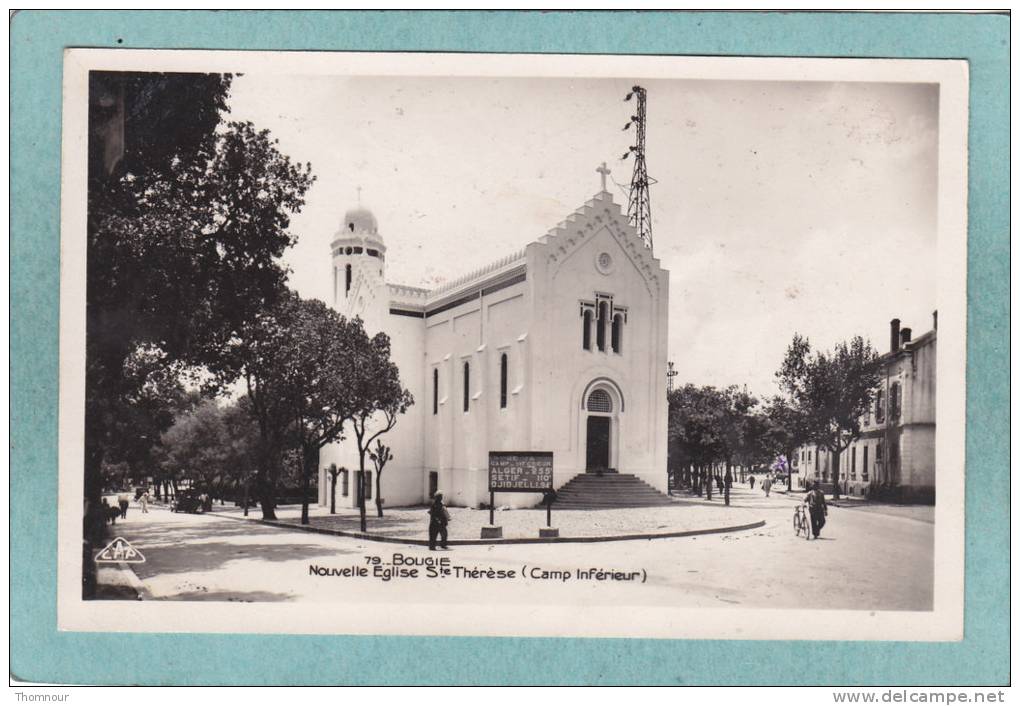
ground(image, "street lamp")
xmin=666 ymin=361 xmax=677 ymax=394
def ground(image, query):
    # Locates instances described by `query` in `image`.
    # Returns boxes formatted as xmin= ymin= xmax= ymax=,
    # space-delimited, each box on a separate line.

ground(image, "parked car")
xmin=171 ymin=490 xmax=206 ymax=514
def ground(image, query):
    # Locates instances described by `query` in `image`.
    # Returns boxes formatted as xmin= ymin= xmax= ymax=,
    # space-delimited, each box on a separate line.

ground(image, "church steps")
xmin=554 ymin=472 xmax=676 ymax=509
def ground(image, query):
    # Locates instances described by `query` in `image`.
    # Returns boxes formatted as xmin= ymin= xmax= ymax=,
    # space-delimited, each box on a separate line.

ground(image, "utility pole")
xmin=622 ymin=85 xmax=655 ymax=252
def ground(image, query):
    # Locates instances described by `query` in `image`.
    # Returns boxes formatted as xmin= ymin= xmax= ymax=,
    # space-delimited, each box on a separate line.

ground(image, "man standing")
xmin=117 ymin=493 xmax=130 ymax=520
xmin=803 ymin=482 xmax=828 ymax=539
xmin=428 ymin=492 xmax=451 ymax=551
xmin=762 ymin=475 xmax=773 ymax=497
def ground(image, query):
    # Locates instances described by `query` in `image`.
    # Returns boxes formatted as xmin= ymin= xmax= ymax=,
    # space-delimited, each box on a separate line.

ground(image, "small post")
xmin=547 ymin=500 xmax=552 ymax=528
xmin=489 ymin=491 xmax=494 ymax=526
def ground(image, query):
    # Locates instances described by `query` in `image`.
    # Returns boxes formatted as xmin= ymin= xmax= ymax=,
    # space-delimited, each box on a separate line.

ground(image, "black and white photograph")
xmin=58 ymin=50 xmax=968 ymax=641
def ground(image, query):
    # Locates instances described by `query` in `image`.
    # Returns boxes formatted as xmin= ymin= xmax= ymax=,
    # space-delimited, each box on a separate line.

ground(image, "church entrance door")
xmin=586 ymin=416 xmax=611 ymax=472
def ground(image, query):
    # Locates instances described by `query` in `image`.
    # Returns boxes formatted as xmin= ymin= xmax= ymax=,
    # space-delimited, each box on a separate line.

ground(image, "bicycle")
xmin=793 ymin=505 xmax=810 ymax=540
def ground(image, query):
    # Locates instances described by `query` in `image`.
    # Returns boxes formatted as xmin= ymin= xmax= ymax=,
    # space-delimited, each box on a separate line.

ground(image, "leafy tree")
xmin=348 ymin=333 xmax=414 ymax=532
xmin=762 ymin=396 xmax=812 ymax=488
xmin=777 ymin=334 xmax=882 ymax=499
xmin=716 ymin=386 xmax=759 ymax=504
xmin=668 ymin=384 xmax=727 ymax=499
xmin=368 ymin=441 xmax=393 ymax=518
xmin=85 ymin=71 xmax=314 ymax=514
xmin=276 ymin=297 xmax=368 ymax=525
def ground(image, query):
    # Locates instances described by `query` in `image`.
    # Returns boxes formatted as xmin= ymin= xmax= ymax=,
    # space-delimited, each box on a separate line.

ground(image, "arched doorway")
xmin=583 ymin=383 xmax=622 ymax=472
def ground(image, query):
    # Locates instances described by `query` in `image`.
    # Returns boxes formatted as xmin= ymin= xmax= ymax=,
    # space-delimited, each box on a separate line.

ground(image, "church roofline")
xmin=382 ymin=188 xmax=664 ymax=312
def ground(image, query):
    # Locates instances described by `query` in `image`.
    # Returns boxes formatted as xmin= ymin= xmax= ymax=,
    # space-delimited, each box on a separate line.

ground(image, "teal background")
xmin=10 ymin=11 xmax=1009 ymax=685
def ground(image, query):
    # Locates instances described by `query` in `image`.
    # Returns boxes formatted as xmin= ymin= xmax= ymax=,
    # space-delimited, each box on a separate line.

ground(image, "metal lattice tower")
xmin=622 ymin=85 xmax=654 ymax=252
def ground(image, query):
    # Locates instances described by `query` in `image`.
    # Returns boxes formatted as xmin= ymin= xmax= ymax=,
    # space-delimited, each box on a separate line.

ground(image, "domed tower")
xmin=330 ymin=205 xmax=388 ymax=329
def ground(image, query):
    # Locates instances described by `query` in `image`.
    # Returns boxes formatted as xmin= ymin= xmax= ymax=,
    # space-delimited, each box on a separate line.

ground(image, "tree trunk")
xmin=724 ymin=462 xmax=732 ymax=506
xmin=300 ymin=445 xmax=318 ymax=525
xmin=831 ymin=447 xmax=842 ymax=500
xmin=375 ymin=471 xmax=383 ymax=518
xmin=357 ymin=449 xmax=368 ymax=533
xmin=706 ymin=465 xmax=713 ymax=501
xmin=329 ymin=473 xmax=337 ymax=514
xmin=242 ymin=480 xmax=250 ymax=517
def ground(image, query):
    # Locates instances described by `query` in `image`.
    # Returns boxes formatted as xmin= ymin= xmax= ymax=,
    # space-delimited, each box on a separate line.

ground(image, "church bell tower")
xmin=330 ymin=202 xmax=388 ymax=329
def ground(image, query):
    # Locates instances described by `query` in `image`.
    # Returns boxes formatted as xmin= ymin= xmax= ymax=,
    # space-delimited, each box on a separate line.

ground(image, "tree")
xmin=717 ymin=386 xmax=759 ymax=504
xmin=368 ymin=441 xmax=393 ymax=518
xmin=277 ymin=298 xmax=368 ymax=525
xmin=85 ymin=71 xmax=315 ymax=516
xmin=668 ymin=384 xmax=727 ymax=499
xmin=348 ymin=333 xmax=414 ymax=532
xmin=777 ymin=334 xmax=882 ymax=499
xmin=763 ymin=396 xmax=812 ymax=489
xmin=326 ymin=464 xmax=346 ymax=515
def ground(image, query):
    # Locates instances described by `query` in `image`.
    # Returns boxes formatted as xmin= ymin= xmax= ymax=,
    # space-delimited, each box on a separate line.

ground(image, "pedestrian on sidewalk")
xmin=118 ymin=493 xmax=130 ymax=519
xmin=762 ymin=476 xmax=772 ymax=497
xmin=427 ymin=492 xmax=451 ymax=551
xmin=749 ymin=475 xmax=755 ymax=490
xmin=140 ymin=491 xmax=150 ymax=514
xmin=803 ymin=482 xmax=828 ymax=539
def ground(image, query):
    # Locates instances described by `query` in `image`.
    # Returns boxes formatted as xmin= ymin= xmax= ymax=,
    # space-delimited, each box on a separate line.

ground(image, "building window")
xmin=341 ymin=469 xmax=349 ymax=497
xmin=814 ymin=449 xmax=818 ymax=472
xmin=863 ymin=445 xmax=869 ymax=481
xmin=364 ymin=471 xmax=372 ymax=500
xmin=596 ymin=302 xmax=608 ymax=351
xmin=851 ymin=447 xmax=857 ymax=479
xmin=353 ymin=246 xmax=363 ymax=254
xmin=582 ymin=309 xmax=592 ymax=350
xmin=432 ymin=368 xmax=439 ymax=415
xmin=890 ymin=382 xmax=901 ymax=421
xmin=586 ymin=389 xmax=613 ymax=413
xmin=499 ymin=353 xmax=508 ymax=409
xmin=345 ymin=264 xmax=352 ymax=295
xmin=611 ymin=314 xmax=623 ymax=353
xmin=875 ymin=388 xmax=885 ymax=424
xmin=463 ymin=362 xmax=470 ymax=412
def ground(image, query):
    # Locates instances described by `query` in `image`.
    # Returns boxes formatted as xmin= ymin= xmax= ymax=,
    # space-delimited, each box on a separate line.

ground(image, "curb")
xmin=216 ymin=513 xmax=767 ymax=546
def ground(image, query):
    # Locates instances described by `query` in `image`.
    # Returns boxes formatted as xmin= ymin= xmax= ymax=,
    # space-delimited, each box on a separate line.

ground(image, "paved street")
xmin=104 ymin=485 xmax=933 ymax=611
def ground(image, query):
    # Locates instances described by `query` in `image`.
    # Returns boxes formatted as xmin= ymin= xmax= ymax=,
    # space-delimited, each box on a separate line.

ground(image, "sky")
xmin=226 ymin=73 xmax=939 ymax=397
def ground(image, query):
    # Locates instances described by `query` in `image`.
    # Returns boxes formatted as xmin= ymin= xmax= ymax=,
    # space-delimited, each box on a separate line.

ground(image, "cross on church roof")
xmin=596 ymin=162 xmax=611 ymax=192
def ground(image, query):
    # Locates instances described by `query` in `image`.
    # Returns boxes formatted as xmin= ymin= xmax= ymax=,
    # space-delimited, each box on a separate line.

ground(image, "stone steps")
xmin=555 ymin=472 xmax=675 ymax=509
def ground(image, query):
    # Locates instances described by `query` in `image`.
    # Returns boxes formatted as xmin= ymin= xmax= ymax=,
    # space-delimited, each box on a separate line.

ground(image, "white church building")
xmin=318 ymin=175 xmax=670 ymax=509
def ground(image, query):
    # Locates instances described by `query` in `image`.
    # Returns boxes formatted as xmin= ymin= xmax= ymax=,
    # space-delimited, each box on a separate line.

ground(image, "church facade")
xmin=318 ymin=182 xmax=670 ymax=509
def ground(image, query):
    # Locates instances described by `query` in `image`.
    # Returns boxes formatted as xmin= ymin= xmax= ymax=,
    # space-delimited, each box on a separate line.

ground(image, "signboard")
xmin=488 ymin=451 xmax=554 ymax=493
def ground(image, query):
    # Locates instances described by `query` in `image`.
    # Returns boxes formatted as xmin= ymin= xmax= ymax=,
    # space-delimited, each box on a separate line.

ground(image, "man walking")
xmin=762 ymin=475 xmax=772 ymax=497
xmin=803 ymin=482 xmax=828 ymax=539
xmin=428 ymin=492 xmax=451 ymax=551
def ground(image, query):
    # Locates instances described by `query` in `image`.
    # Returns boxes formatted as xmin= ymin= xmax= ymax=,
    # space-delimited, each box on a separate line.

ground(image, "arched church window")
xmin=582 ymin=310 xmax=592 ymax=350
xmin=433 ymin=368 xmax=439 ymax=415
xmin=596 ymin=302 xmax=608 ymax=351
xmin=500 ymin=353 xmax=508 ymax=409
xmin=463 ymin=362 xmax=470 ymax=413
xmin=587 ymin=389 xmax=613 ymax=413
xmin=345 ymin=247 xmax=353 ymax=255
xmin=611 ymin=314 xmax=623 ymax=354
xmin=345 ymin=264 xmax=352 ymax=295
